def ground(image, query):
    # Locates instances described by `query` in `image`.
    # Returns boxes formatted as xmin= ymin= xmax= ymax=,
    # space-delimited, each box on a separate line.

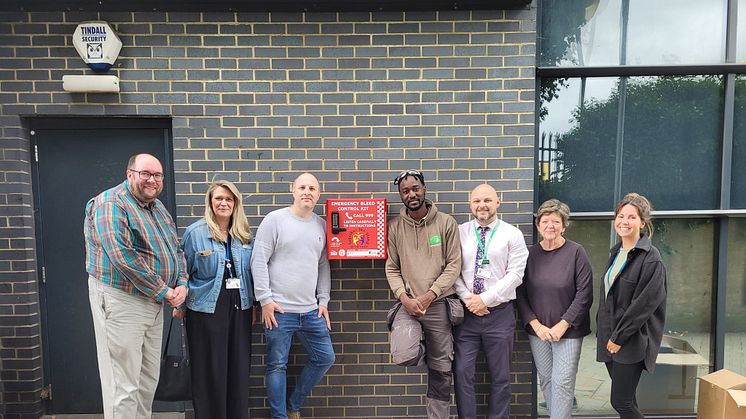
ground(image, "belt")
xmin=487 ymin=301 xmax=511 ymax=311
xmin=462 ymin=300 xmax=511 ymax=313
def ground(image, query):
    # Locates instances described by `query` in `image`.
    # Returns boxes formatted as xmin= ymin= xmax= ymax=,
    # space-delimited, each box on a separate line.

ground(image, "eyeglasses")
xmin=128 ymin=169 xmax=164 ymax=182
xmin=393 ymin=169 xmax=424 ymax=185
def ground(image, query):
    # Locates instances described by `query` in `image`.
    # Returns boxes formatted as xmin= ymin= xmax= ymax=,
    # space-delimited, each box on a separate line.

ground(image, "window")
xmin=564 ymin=219 xmax=714 ymax=416
xmin=738 ymin=3 xmax=746 ymax=63
xmin=539 ymin=0 xmax=621 ymax=67
xmin=539 ymin=75 xmax=724 ymax=211
xmin=539 ymin=0 xmax=727 ymax=67
xmin=620 ymin=76 xmax=723 ymax=210
xmin=538 ymin=77 xmax=617 ymax=211
xmin=732 ymin=76 xmax=746 ymax=208
xmin=537 ymin=1 xmax=742 ymax=415
xmin=725 ymin=218 xmax=746 ymax=376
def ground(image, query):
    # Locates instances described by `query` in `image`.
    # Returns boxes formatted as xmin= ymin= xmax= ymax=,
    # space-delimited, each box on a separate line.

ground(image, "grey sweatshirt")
xmin=250 ymin=207 xmax=331 ymax=313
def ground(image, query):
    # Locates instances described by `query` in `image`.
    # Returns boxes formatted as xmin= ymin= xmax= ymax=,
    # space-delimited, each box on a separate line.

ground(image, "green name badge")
xmin=429 ymin=235 xmax=442 ymax=246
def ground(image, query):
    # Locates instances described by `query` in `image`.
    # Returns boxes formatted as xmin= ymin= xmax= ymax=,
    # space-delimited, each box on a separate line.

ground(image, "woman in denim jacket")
xmin=177 ymin=180 xmax=254 ymax=419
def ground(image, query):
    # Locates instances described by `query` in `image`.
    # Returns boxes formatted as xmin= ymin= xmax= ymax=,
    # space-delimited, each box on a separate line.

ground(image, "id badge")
xmin=226 ymin=277 xmax=240 ymax=289
xmin=475 ymin=267 xmax=491 ymax=282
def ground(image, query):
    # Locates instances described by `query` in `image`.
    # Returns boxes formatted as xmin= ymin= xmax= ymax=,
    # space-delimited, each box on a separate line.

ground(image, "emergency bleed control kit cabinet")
xmin=325 ymin=199 xmax=387 ymax=260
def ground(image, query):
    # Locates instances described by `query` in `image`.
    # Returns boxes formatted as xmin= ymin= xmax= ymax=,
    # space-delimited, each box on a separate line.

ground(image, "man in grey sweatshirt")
xmin=251 ymin=172 xmax=334 ymax=419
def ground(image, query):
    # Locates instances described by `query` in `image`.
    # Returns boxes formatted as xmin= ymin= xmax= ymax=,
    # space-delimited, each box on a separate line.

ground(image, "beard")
xmin=406 ymin=197 xmax=425 ymax=212
xmin=475 ymin=209 xmax=496 ymax=223
xmin=130 ymin=181 xmax=161 ymax=203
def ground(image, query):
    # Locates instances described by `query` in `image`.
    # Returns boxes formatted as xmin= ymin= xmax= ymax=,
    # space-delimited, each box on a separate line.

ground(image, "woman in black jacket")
xmin=596 ymin=193 xmax=667 ymax=419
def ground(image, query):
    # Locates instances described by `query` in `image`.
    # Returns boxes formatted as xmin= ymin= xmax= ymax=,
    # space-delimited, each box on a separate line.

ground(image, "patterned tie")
xmin=473 ymin=226 xmax=489 ymax=294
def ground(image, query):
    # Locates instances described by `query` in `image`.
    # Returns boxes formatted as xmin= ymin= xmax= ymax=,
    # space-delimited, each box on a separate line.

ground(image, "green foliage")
xmin=540 ymin=76 xmax=724 ymax=211
xmin=538 ymin=0 xmax=595 ymax=119
xmin=732 ymin=76 xmax=746 ymax=208
xmin=539 ymin=0 xmax=595 ymax=66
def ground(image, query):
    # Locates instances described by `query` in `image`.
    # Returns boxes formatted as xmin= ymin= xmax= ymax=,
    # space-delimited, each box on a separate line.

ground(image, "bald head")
xmin=127 ymin=153 xmax=161 ymax=171
xmin=470 ymin=184 xmax=500 ymax=226
xmin=292 ymin=172 xmax=319 ymax=190
xmin=291 ymin=172 xmax=321 ymax=217
xmin=471 ymin=184 xmax=498 ymax=200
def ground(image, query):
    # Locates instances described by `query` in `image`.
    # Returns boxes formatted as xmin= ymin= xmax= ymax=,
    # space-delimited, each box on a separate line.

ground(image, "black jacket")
xmin=596 ymin=234 xmax=667 ymax=372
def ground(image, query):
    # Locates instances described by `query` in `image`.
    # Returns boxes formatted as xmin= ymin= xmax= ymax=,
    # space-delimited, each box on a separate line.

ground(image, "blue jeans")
xmin=265 ymin=309 xmax=335 ymax=419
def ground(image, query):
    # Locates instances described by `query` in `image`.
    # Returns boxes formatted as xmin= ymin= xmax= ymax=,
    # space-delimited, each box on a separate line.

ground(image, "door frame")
xmin=28 ymin=116 xmax=175 ymax=413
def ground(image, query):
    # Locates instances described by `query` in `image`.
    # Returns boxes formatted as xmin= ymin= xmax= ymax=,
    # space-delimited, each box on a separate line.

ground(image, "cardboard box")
xmin=697 ymin=368 xmax=746 ymax=419
xmin=638 ymin=335 xmax=708 ymax=413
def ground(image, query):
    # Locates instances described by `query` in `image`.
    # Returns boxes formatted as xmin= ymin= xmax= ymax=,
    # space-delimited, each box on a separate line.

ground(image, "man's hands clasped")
xmin=400 ymin=291 xmax=437 ymax=317
xmin=165 ymin=285 xmax=188 ymax=307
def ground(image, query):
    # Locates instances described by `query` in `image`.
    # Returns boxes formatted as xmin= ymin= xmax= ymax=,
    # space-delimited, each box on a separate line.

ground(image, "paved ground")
xmin=538 ymin=332 xmax=731 ymax=416
xmin=41 ymin=333 xmax=746 ymax=418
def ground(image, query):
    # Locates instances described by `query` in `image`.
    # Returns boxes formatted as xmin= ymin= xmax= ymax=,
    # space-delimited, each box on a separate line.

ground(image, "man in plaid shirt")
xmin=84 ymin=153 xmax=188 ymax=419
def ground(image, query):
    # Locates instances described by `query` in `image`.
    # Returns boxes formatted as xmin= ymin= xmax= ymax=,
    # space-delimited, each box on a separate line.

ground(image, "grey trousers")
xmin=88 ymin=276 xmax=163 ymax=419
xmin=390 ymin=299 xmax=453 ymax=371
xmin=529 ymin=335 xmax=582 ymax=419
xmin=390 ymin=300 xmax=453 ymax=418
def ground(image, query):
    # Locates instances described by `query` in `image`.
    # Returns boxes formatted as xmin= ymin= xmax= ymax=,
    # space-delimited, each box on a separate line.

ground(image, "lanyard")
xmin=605 ymin=239 xmax=638 ymax=293
xmin=224 ymin=236 xmax=236 ymax=278
xmin=473 ymin=220 xmax=499 ymax=265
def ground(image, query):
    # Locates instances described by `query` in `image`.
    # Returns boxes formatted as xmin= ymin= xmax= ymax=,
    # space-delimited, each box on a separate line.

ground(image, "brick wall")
xmin=0 ymin=6 xmax=536 ymax=418
xmin=0 ymin=114 xmax=41 ymax=418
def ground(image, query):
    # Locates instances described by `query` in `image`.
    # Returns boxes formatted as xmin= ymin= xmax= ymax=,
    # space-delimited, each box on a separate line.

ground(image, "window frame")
xmin=534 ymin=0 xmax=745 ymax=417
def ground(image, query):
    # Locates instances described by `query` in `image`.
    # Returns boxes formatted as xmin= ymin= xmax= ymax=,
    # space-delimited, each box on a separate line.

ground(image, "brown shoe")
xmin=287 ymin=411 xmax=301 ymax=419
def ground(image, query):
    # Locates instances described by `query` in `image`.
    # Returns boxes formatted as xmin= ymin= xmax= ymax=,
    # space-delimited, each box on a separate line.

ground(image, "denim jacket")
xmin=181 ymin=219 xmax=254 ymax=313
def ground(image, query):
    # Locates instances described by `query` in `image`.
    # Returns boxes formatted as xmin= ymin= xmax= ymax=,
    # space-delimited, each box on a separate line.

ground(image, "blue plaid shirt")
xmin=84 ymin=181 xmax=187 ymax=301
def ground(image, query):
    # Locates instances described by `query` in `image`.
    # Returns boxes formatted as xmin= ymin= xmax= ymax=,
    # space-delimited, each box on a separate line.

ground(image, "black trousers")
xmin=454 ymin=304 xmax=514 ymax=419
xmin=187 ymin=285 xmax=252 ymax=419
xmin=605 ymin=361 xmax=645 ymax=419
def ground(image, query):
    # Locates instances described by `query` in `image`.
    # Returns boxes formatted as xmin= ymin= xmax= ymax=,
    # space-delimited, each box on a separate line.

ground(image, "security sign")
xmin=326 ymin=199 xmax=387 ymax=260
xmin=72 ymin=21 xmax=122 ymax=72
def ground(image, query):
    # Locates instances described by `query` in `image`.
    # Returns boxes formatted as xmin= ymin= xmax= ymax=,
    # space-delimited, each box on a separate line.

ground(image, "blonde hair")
xmin=614 ymin=192 xmax=654 ymax=238
xmin=204 ymin=180 xmax=252 ymax=244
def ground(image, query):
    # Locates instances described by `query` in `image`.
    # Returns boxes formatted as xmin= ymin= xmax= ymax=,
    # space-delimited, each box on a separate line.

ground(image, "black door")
xmin=30 ymin=117 xmax=176 ymax=414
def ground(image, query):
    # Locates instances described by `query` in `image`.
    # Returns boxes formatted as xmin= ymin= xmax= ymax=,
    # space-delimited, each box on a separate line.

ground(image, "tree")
xmin=539 ymin=76 xmax=724 ymax=212
xmin=732 ymin=76 xmax=746 ymax=208
xmin=538 ymin=0 xmax=596 ymax=119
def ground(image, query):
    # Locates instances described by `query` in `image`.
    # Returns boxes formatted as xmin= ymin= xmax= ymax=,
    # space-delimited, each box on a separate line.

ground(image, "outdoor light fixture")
xmin=62 ymin=75 xmax=120 ymax=93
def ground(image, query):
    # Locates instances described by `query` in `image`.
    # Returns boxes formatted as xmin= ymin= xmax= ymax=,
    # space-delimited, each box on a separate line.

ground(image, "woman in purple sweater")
xmin=516 ymin=199 xmax=594 ymax=419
